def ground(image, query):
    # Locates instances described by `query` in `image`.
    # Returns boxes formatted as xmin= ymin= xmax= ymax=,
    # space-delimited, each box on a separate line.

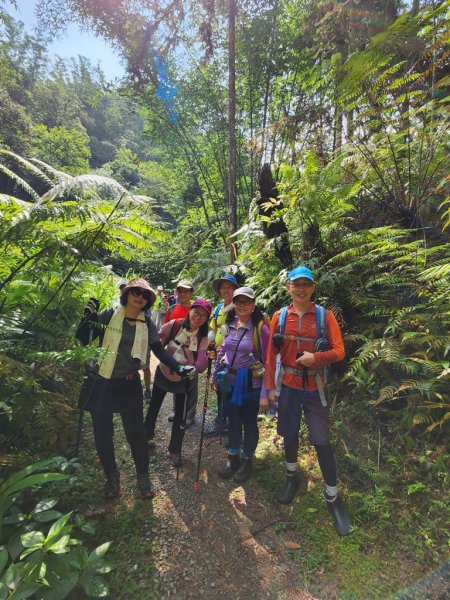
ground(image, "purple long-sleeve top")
xmin=212 ymin=317 xmax=269 ymax=399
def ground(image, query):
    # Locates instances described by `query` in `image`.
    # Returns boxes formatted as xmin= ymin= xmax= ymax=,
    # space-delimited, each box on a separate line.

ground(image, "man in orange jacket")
xmin=264 ymin=266 xmax=351 ymax=535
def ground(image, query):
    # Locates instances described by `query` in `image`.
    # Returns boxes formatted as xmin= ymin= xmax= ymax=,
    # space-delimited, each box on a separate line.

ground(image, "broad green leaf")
xmin=86 ymin=542 xmax=111 ymax=565
xmin=7 ymin=581 xmax=41 ymax=600
xmin=80 ymin=574 xmax=109 ymax=597
xmin=33 ymin=500 xmax=58 ymax=514
xmin=47 ymin=535 xmax=71 ymax=554
xmin=33 ymin=511 xmax=63 ymax=523
xmin=21 ymin=531 xmax=45 ymax=548
xmin=1 ymin=474 xmax=67 ymax=497
xmin=0 ymin=549 xmax=8 ymax=574
xmin=46 ymin=513 xmax=72 ymax=540
xmin=2 ymin=513 xmax=26 ymax=525
xmin=38 ymin=577 xmax=78 ymax=600
xmin=0 ymin=459 xmax=59 ymax=493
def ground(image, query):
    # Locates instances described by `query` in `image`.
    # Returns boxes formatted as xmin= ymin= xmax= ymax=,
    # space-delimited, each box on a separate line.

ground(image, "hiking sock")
xmin=286 ymin=462 xmax=299 ymax=473
xmin=324 ymin=484 xmax=339 ymax=500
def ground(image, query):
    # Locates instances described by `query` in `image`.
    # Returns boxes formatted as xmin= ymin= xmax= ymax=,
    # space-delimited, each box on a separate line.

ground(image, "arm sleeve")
xmin=147 ymin=318 xmax=161 ymax=345
xmin=264 ymin=311 xmax=280 ymax=390
xmin=194 ymin=336 xmax=209 ymax=373
xmin=312 ymin=310 xmax=345 ymax=366
xmin=150 ymin=341 xmax=180 ymax=372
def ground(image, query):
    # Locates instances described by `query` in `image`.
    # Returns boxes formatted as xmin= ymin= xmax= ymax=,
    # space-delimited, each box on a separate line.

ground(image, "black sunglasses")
xmin=130 ymin=287 xmax=153 ymax=301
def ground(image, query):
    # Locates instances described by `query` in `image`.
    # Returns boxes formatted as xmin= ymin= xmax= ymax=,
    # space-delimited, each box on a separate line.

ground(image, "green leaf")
xmin=20 ymin=531 xmax=45 ymax=548
xmin=3 ymin=562 xmax=20 ymax=590
xmin=2 ymin=513 xmax=26 ymax=525
xmin=0 ymin=582 xmax=8 ymax=600
xmin=47 ymin=535 xmax=71 ymax=554
xmin=38 ymin=577 xmax=78 ymax=600
xmin=80 ymin=574 xmax=109 ymax=597
xmin=0 ymin=459 xmax=59 ymax=494
xmin=32 ymin=500 xmax=58 ymax=514
xmin=33 ymin=511 xmax=63 ymax=523
xmin=1 ymin=474 xmax=67 ymax=497
xmin=47 ymin=513 xmax=72 ymax=539
xmin=0 ymin=548 xmax=8 ymax=574
xmin=87 ymin=542 xmax=111 ymax=565
xmin=7 ymin=581 xmax=41 ymax=600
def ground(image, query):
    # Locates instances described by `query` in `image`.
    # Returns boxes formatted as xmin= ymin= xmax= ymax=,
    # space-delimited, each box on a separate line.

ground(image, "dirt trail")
xmin=79 ymin=363 xmax=317 ymax=599
xmin=143 ymin=366 xmax=315 ymax=600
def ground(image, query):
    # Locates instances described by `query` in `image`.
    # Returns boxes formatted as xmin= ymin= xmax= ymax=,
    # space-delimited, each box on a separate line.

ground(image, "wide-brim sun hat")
xmin=212 ymin=274 xmax=239 ymax=295
xmin=288 ymin=266 xmax=315 ymax=282
xmin=177 ymin=279 xmax=194 ymax=290
xmin=191 ymin=298 xmax=213 ymax=317
xmin=233 ymin=286 xmax=256 ymax=300
xmin=157 ymin=285 xmax=164 ymax=291
xmin=121 ymin=278 xmax=156 ymax=306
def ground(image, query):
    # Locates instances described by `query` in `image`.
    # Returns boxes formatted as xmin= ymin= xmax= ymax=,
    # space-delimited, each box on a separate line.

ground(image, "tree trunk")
xmin=228 ymin=0 xmax=237 ymax=261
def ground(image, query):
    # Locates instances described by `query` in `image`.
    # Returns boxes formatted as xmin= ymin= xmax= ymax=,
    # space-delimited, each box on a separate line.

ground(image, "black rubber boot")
xmin=218 ymin=453 xmax=241 ymax=479
xmin=324 ymin=491 xmax=352 ymax=536
xmin=233 ymin=457 xmax=253 ymax=484
xmin=276 ymin=471 xmax=301 ymax=505
xmin=103 ymin=471 xmax=120 ymax=498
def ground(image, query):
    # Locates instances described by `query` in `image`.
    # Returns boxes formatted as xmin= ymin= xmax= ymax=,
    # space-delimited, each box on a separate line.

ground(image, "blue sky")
xmin=7 ymin=0 xmax=125 ymax=80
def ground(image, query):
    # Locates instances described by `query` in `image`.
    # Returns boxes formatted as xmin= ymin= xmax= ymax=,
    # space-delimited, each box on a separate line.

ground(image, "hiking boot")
xmin=217 ymin=453 xmax=241 ymax=479
xmin=103 ymin=471 xmax=120 ymax=498
xmin=185 ymin=418 xmax=195 ymax=429
xmin=276 ymin=471 xmax=301 ymax=505
xmin=168 ymin=411 xmax=175 ymax=422
xmin=167 ymin=451 xmax=180 ymax=467
xmin=204 ymin=422 xmax=228 ymax=438
xmin=137 ymin=474 xmax=154 ymax=500
xmin=233 ymin=457 xmax=253 ymax=484
xmin=324 ymin=491 xmax=352 ymax=536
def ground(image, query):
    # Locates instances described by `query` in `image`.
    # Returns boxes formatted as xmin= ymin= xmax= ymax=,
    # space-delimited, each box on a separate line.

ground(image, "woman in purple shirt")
xmin=212 ymin=287 xmax=269 ymax=483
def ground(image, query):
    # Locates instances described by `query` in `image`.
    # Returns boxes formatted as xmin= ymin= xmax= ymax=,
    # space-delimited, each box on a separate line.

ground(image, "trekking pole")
xmin=74 ymin=327 xmax=94 ymax=458
xmin=194 ymin=359 xmax=212 ymax=491
xmin=176 ymin=377 xmax=190 ymax=481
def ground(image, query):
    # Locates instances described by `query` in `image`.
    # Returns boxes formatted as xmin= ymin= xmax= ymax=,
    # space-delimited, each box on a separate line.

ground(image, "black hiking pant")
xmin=90 ymin=378 xmax=148 ymax=476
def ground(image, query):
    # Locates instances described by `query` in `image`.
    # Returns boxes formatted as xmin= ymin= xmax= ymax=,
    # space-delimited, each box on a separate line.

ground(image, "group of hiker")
xmin=76 ymin=266 xmax=352 ymax=536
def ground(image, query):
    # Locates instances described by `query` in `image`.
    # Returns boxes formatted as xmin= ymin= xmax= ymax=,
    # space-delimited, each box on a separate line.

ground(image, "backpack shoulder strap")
xmin=252 ymin=321 xmax=264 ymax=358
xmin=213 ymin=302 xmax=224 ymax=320
xmin=315 ymin=304 xmax=326 ymax=339
xmin=277 ymin=306 xmax=289 ymax=335
xmin=168 ymin=318 xmax=184 ymax=343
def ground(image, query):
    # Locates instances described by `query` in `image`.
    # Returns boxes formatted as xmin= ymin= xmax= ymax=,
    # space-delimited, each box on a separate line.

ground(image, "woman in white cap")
xmin=76 ymin=278 xmax=194 ymax=499
xmin=212 ymin=287 xmax=269 ymax=483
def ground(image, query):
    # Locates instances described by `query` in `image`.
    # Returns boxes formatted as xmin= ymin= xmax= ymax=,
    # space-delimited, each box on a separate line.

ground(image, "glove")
xmin=144 ymin=388 xmax=152 ymax=403
xmin=84 ymin=297 xmax=100 ymax=317
xmin=176 ymin=365 xmax=197 ymax=379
